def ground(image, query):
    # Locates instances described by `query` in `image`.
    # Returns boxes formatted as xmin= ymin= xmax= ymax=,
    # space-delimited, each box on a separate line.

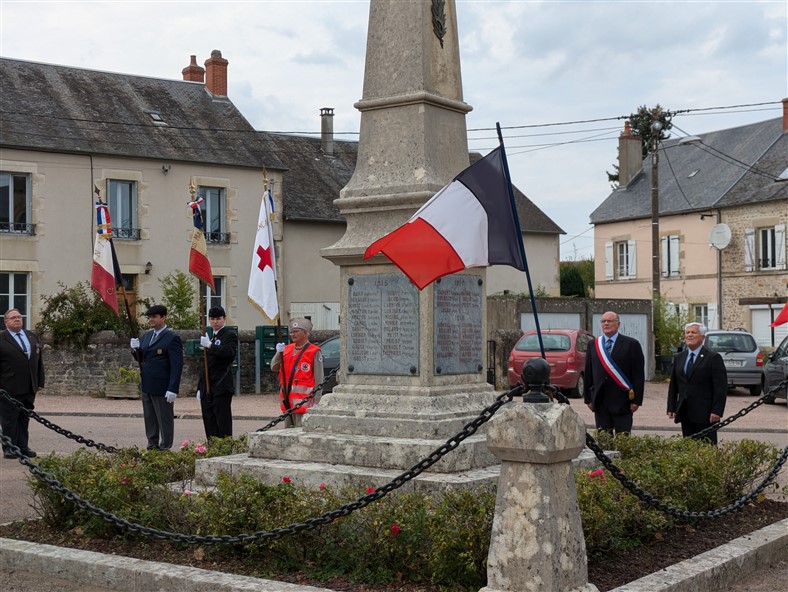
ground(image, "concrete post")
xmin=481 ymin=402 xmax=599 ymax=592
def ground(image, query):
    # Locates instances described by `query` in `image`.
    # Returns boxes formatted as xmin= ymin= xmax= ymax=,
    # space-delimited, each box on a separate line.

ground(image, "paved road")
xmin=0 ymin=385 xmax=785 ymax=591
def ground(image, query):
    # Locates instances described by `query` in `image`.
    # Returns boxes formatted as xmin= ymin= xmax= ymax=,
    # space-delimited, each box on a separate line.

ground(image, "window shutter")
xmin=660 ymin=236 xmax=668 ymax=277
xmin=669 ymin=235 xmax=680 ymax=276
xmin=627 ymin=239 xmax=637 ymax=277
xmin=605 ymin=242 xmax=614 ymax=279
xmin=707 ymin=303 xmax=718 ymax=330
xmin=775 ymin=224 xmax=786 ymax=270
xmin=744 ymin=228 xmax=755 ymax=272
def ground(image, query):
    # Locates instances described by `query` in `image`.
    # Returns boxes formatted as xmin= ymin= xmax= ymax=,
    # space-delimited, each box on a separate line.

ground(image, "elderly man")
xmin=0 ymin=308 xmax=45 ymax=459
xmin=584 ymin=311 xmax=645 ymax=436
xmin=667 ymin=322 xmax=727 ymax=445
xmin=130 ymin=305 xmax=183 ymax=450
xmin=271 ymin=317 xmax=324 ymax=428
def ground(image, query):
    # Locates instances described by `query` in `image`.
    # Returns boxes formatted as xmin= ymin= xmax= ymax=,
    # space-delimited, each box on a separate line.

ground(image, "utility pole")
xmin=650 ymin=112 xmax=663 ymax=361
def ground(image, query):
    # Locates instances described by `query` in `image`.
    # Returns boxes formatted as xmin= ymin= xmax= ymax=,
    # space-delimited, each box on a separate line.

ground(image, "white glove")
xmin=200 ymin=335 xmax=212 ymax=349
xmin=130 ymin=338 xmax=140 ymax=349
xmin=165 ymin=391 xmax=177 ymax=404
xmin=275 ymin=342 xmax=285 ymax=353
xmin=195 ymin=390 xmax=201 ymax=402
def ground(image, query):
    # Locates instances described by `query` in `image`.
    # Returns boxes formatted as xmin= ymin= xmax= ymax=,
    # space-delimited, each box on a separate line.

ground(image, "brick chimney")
xmin=617 ymin=120 xmax=643 ymax=186
xmin=181 ymin=55 xmax=205 ymax=83
xmin=782 ymin=97 xmax=788 ymax=132
xmin=321 ymin=107 xmax=334 ymax=155
xmin=204 ymin=49 xmax=229 ymax=96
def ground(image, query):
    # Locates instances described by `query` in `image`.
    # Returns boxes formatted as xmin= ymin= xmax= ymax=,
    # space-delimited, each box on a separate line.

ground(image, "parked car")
xmin=703 ymin=329 xmax=765 ymax=396
xmin=507 ymin=329 xmax=594 ymax=397
xmin=319 ymin=335 xmax=340 ymax=394
xmin=764 ymin=333 xmax=788 ymax=404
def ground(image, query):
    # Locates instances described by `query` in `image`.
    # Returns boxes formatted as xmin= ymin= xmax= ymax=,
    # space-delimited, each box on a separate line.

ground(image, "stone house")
xmin=590 ymin=100 xmax=788 ymax=348
xmin=1 ymin=52 xmax=564 ymax=333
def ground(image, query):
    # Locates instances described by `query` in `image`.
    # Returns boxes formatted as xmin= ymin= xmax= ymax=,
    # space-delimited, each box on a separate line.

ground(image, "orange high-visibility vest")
xmin=278 ymin=343 xmax=320 ymax=414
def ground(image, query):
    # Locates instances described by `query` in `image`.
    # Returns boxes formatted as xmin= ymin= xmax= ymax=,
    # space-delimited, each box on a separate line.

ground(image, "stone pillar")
xmin=481 ymin=402 xmax=599 ymax=592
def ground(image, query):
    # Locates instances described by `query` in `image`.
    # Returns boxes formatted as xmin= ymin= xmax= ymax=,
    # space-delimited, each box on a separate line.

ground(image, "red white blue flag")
xmin=90 ymin=202 xmax=123 ymax=315
xmin=364 ymin=146 xmax=526 ymax=290
xmin=187 ymin=196 xmax=215 ymax=292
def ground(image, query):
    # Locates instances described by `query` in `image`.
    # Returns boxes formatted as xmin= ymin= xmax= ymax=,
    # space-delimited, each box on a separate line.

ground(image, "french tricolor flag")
xmin=364 ymin=145 xmax=526 ymax=290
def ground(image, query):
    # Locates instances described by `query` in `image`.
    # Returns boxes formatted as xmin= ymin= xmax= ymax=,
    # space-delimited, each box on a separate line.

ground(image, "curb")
xmin=2 ymin=518 xmax=787 ymax=592
xmin=609 ymin=517 xmax=788 ymax=592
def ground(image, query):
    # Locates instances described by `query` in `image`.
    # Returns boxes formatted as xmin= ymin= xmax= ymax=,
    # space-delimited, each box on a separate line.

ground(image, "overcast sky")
xmin=1 ymin=0 xmax=785 ymax=261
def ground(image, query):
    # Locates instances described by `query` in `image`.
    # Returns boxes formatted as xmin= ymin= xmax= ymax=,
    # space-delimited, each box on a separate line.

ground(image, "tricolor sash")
xmin=595 ymin=336 xmax=635 ymax=401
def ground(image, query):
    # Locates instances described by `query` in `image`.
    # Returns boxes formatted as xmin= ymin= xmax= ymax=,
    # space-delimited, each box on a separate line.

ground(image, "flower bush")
xmin=28 ymin=433 xmax=781 ymax=589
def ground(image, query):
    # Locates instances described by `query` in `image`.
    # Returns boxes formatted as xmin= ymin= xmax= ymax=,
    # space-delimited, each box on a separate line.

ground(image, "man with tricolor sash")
xmin=584 ymin=311 xmax=645 ymax=436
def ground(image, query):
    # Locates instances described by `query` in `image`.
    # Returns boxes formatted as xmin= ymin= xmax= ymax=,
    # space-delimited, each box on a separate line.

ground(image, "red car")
xmin=507 ymin=329 xmax=595 ymax=397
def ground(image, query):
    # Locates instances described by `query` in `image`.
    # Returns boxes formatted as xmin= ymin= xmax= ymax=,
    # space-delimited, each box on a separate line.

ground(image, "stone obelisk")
xmin=198 ymin=0 xmax=499 ymax=491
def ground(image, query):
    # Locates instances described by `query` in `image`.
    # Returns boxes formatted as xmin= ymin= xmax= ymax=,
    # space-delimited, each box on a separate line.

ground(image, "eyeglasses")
xmin=600 ymin=320 xmax=619 ymax=324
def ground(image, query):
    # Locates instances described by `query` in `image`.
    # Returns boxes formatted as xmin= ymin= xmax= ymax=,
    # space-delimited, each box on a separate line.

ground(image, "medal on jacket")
xmin=595 ymin=336 xmax=635 ymax=400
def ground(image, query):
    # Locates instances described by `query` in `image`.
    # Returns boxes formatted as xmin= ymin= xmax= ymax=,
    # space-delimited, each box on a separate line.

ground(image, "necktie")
xmin=15 ymin=333 xmax=28 ymax=355
xmin=686 ymin=352 xmax=695 ymax=375
xmin=605 ymin=338 xmax=613 ymax=356
xmin=150 ymin=331 xmax=159 ymax=345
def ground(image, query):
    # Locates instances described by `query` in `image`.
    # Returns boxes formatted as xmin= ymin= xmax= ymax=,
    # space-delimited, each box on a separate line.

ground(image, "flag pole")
xmin=94 ymin=186 xmax=142 ymax=370
xmin=189 ymin=180 xmax=212 ymax=398
xmin=496 ymin=122 xmax=546 ymax=359
xmin=263 ymin=171 xmax=289 ymax=410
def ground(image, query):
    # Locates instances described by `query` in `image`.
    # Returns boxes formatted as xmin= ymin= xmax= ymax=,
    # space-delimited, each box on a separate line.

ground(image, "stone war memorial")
xmin=195 ymin=1 xmax=598 ymax=590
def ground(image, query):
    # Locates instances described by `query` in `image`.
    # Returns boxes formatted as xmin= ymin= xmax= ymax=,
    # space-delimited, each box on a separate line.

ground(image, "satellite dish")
xmin=709 ymin=223 xmax=732 ymax=250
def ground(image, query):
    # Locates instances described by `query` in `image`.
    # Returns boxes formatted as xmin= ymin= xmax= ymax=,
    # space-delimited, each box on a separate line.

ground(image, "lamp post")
xmin=650 ymin=117 xmax=663 ymax=360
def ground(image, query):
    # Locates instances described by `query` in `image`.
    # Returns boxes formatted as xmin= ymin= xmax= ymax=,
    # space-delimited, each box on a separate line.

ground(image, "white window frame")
xmin=745 ymin=225 xmax=786 ymax=271
xmin=204 ymin=277 xmax=224 ymax=323
xmin=0 ymin=172 xmax=32 ymax=233
xmin=107 ymin=179 xmax=138 ymax=239
xmin=660 ymin=235 xmax=680 ymax=277
xmin=614 ymin=239 xmax=636 ymax=279
xmin=0 ymin=272 xmax=31 ymax=327
xmin=692 ymin=303 xmax=709 ymax=327
xmin=198 ymin=186 xmax=226 ymax=242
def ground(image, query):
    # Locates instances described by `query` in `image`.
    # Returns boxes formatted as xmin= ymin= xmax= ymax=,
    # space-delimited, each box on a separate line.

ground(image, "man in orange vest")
xmin=271 ymin=318 xmax=324 ymax=428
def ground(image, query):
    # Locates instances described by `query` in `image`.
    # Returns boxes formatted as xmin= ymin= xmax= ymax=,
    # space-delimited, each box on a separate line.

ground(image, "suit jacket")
xmin=196 ymin=326 xmax=238 ymax=397
xmin=584 ymin=333 xmax=645 ymax=414
xmin=667 ymin=346 xmax=727 ymax=423
xmin=0 ymin=329 xmax=45 ymax=397
xmin=137 ymin=328 xmax=183 ymax=396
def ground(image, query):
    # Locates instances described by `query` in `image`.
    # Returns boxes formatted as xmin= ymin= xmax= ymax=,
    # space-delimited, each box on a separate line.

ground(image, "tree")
xmin=560 ymin=265 xmax=585 ymax=297
xmin=158 ymin=271 xmax=200 ymax=329
xmin=607 ymin=104 xmax=673 ymax=187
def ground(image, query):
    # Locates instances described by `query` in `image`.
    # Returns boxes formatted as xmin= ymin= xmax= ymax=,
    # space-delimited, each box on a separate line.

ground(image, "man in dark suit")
xmin=0 ymin=308 xmax=45 ymax=459
xmin=196 ymin=306 xmax=238 ymax=439
xmin=130 ymin=305 xmax=183 ymax=450
xmin=584 ymin=311 xmax=645 ymax=436
xmin=667 ymin=322 xmax=727 ymax=445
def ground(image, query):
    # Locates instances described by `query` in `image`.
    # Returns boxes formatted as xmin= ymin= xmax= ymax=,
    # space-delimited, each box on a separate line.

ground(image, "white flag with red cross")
xmin=248 ymin=190 xmax=279 ymax=321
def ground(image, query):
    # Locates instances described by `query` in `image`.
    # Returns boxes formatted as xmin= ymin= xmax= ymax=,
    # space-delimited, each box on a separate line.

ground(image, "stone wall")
xmin=40 ymin=329 xmax=338 ymax=397
xmin=486 ymin=296 xmax=653 ymax=390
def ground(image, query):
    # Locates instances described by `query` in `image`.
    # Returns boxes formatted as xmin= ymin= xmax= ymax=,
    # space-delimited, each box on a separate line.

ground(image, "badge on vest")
xmin=300 ymin=362 xmax=311 ymax=372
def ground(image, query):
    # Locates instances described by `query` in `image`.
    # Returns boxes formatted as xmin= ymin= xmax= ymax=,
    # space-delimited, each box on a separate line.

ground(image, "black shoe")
xmin=21 ymin=448 xmax=37 ymax=458
xmin=3 ymin=451 xmax=18 ymax=459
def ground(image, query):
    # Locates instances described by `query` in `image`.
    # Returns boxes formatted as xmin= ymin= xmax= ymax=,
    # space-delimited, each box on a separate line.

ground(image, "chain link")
xmin=583 ymin=377 xmax=788 ymax=519
xmin=255 ymin=366 xmax=338 ymax=432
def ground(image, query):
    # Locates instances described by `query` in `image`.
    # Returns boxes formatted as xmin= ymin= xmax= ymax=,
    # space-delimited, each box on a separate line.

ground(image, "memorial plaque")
xmin=346 ymin=274 xmax=420 ymax=375
xmin=433 ymin=275 xmax=483 ymax=374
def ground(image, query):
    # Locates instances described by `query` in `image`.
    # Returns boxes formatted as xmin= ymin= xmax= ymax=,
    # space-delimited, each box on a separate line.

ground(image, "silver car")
xmin=704 ymin=330 xmax=765 ymax=396
xmin=764 ymin=333 xmax=788 ymax=404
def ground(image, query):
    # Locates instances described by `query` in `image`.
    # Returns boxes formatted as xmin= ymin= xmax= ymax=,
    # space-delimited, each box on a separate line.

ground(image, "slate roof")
xmin=0 ymin=57 xmax=284 ymax=170
xmin=590 ymin=118 xmax=787 ymax=224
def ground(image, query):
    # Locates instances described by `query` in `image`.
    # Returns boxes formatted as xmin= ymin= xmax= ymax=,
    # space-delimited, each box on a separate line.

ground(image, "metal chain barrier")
xmin=583 ymin=377 xmax=788 ymax=519
xmin=0 ymin=390 xmax=123 ymax=454
xmin=255 ymin=366 xmax=338 ymax=432
xmin=1 ymin=383 xmax=522 ymax=546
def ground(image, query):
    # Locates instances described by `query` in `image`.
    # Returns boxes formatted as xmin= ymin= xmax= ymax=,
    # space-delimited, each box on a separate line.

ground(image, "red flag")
xmin=91 ymin=202 xmax=123 ymax=315
xmin=771 ymin=301 xmax=788 ymax=327
xmin=364 ymin=146 xmax=526 ymax=290
xmin=187 ymin=197 xmax=215 ymax=292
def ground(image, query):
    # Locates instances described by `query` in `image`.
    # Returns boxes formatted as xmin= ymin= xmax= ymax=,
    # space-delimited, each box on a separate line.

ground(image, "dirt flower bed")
xmin=1 ymin=499 xmax=786 ymax=591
